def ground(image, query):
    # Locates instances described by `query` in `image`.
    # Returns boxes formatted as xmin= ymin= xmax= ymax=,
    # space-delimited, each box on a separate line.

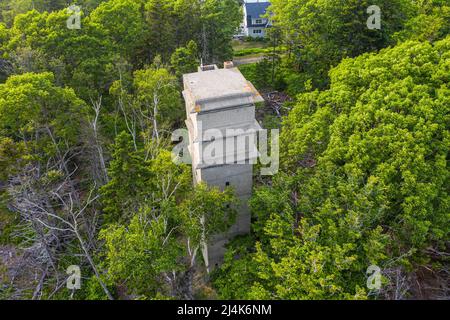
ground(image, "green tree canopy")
xmin=270 ymin=0 xmax=411 ymax=87
xmin=0 ymin=72 xmax=87 ymax=159
xmin=214 ymin=35 xmax=450 ymax=300
xmin=170 ymin=40 xmax=199 ymax=78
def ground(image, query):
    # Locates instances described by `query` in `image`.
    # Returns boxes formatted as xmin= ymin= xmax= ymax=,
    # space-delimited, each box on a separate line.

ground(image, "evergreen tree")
xmin=100 ymin=131 xmax=153 ymax=223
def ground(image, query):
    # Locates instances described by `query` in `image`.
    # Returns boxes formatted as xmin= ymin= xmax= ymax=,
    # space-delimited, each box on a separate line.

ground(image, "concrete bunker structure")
xmin=182 ymin=62 xmax=263 ymax=270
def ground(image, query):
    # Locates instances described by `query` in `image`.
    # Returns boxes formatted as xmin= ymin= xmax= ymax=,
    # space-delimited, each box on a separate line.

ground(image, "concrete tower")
xmin=183 ymin=63 xmax=263 ymax=270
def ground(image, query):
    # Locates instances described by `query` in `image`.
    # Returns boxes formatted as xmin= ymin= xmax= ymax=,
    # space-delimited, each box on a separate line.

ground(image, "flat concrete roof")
xmin=183 ymin=67 xmax=254 ymax=103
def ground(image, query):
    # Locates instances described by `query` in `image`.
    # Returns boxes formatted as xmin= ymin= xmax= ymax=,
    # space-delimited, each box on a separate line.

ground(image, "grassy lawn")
xmin=232 ymin=39 xmax=287 ymax=58
xmin=232 ymin=39 xmax=269 ymax=51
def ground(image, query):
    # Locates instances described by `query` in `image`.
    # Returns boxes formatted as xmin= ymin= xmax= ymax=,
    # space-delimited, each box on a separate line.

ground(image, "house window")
xmin=255 ymin=19 xmax=263 ymax=24
xmin=225 ymin=182 xmax=230 ymax=186
xmin=253 ymin=29 xmax=262 ymax=34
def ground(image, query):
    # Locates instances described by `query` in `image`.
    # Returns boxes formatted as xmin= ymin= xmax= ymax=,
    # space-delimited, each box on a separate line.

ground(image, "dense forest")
xmin=0 ymin=0 xmax=448 ymax=300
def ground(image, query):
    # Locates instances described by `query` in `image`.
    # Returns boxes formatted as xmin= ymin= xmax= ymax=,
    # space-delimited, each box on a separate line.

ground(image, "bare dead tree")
xmin=87 ymin=96 xmax=109 ymax=185
xmin=7 ymin=165 xmax=114 ymax=300
xmin=380 ymin=266 xmax=411 ymax=300
xmin=5 ymin=123 xmax=112 ymax=299
xmin=378 ymin=245 xmax=450 ymax=300
xmin=7 ymin=165 xmax=66 ymax=299
xmin=138 ymin=79 xmax=177 ymax=161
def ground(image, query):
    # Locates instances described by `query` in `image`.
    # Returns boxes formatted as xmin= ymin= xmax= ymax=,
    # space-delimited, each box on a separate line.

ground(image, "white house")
xmin=242 ymin=1 xmax=271 ymax=38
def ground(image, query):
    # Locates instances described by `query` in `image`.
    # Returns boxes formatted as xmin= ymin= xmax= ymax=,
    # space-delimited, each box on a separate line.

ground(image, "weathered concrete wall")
xmin=189 ymin=105 xmax=256 ymax=134
xmin=183 ymin=65 xmax=262 ymax=271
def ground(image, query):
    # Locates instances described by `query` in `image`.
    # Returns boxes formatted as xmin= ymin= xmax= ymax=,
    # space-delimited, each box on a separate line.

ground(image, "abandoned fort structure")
xmin=183 ymin=63 xmax=263 ymax=270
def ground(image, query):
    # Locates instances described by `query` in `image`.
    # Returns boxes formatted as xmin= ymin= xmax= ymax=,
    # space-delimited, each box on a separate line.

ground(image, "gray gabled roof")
xmin=245 ymin=2 xmax=271 ymax=19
